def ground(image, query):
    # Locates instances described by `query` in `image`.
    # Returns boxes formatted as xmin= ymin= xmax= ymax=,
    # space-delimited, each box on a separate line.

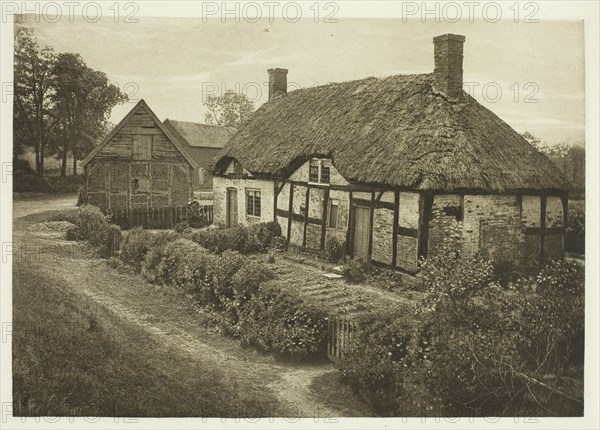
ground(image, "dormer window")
xmin=308 ymin=159 xmax=331 ymax=184
xmin=233 ymin=161 xmax=243 ymax=175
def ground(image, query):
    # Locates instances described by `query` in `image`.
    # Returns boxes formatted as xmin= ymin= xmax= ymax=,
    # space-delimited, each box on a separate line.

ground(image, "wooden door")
xmin=226 ymin=188 xmax=238 ymax=227
xmin=352 ymin=205 xmax=370 ymax=259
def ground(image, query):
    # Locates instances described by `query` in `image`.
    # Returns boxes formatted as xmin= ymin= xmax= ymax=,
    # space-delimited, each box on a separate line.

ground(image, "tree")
xmin=204 ymin=90 xmax=254 ymax=128
xmin=51 ymin=53 xmax=127 ymax=176
xmin=521 ymin=132 xmax=585 ymax=194
xmin=13 ymin=25 xmax=58 ymax=177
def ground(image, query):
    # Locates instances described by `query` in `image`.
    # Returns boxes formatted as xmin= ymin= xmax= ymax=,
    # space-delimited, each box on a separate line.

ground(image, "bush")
xmin=324 ymin=236 xmax=345 ymax=262
xmin=338 ymin=231 xmax=585 ymax=417
xmin=231 ymin=261 xmax=276 ymax=307
xmin=206 ymin=250 xmax=247 ymax=308
xmin=156 ymin=239 xmax=207 ymax=291
xmin=238 ymin=281 xmax=328 ymax=357
xmin=119 ymin=228 xmax=154 ymax=272
xmin=566 ymin=200 xmax=584 ymax=254
xmin=270 ymin=236 xmax=288 ymax=251
xmin=191 ymin=225 xmax=248 ymax=254
xmin=339 ymin=311 xmax=425 ymax=416
xmin=174 ymin=221 xmax=191 ymax=234
xmin=190 ymin=222 xmax=283 ymax=254
xmin=251 ymin=221 xmax=282 ymax=250
xmin=140 ymin=231 xmax=181 ymax=282
xmin=58 ymin=206 xmax=121 ymax=257
xmin=342 ymin=259 xmax=372 ymax=284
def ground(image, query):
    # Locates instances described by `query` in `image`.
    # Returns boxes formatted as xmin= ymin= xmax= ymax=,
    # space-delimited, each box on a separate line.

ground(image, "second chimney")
xmin=433 ymin=34 xmax=465 ymax=100
xmin=268 ymin=68 xmax=288 ymax=101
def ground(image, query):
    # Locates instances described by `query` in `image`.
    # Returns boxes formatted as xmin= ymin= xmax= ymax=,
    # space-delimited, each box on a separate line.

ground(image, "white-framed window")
xmin=246 ymin=189 xmax=261 ymax=217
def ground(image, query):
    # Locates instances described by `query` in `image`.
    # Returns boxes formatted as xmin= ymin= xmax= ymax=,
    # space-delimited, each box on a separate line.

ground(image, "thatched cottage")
xmin=212 ymin=34 xmax=571 ymax=273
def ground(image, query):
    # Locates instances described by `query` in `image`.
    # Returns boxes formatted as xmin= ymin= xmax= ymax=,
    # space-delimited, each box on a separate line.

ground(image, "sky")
xmin=22 ymin=15 xmax=585 ymax=146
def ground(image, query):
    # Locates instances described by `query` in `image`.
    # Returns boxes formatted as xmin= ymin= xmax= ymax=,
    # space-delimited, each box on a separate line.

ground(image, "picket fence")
xmin=109 ymin=205 xmax=213 ymax=230
xmin=327 ymin=316 xmax=358 ymax=363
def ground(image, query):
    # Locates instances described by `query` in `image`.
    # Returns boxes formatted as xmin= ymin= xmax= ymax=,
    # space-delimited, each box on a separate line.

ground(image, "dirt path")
xmin=12 ymin=194 xmax=372 ymax=417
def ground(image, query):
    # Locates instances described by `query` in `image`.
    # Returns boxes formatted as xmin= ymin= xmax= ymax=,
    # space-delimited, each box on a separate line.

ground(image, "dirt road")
xmin=12 ymin=194 xmax=372 ymax=417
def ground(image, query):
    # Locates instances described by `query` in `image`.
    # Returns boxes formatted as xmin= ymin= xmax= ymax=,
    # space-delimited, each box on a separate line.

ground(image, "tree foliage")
xmin=51 ymin=53 xmax=127 ymax=175
xmin=522 ymin=131 xmax=585 ymax=195
xmin=13 ymin=25 xmax=127 ymax=177
xmin=204 ymin=90 xmax=254 ymax=128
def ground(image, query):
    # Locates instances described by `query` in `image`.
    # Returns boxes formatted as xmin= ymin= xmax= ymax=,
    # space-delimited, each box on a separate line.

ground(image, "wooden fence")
xmin=109 ymin=205 xmax=213 ymax=230
xmin=327 ymin=316 xmax=358 ymax=363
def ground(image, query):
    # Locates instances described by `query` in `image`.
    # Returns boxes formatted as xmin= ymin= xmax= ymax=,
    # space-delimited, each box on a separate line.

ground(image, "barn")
xmin=81 ymin=99 xmax=198 ymax=211
xmin=163 ymin=119 xmax=236 ymax=190
xmin=212 ymin=34 xmax=571 ymax=274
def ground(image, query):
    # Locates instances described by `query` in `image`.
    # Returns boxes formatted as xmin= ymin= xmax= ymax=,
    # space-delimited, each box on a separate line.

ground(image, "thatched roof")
xmin=214 ymin=74 xmax=570 ymax=193
xmin=163 ymin=119 xmax=236 ymax=149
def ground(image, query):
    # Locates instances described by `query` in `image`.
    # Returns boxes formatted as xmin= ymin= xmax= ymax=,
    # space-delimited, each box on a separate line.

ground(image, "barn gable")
xmin=82 ymin=100 xmax=197 ymax=211
xmin=81 ymin=99 xmax=197 ymax=169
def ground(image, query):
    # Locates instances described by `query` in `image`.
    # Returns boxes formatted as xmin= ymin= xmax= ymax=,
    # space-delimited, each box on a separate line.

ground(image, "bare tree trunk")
xmin=73 ymin=150 xmax=77 ymax=176
xmin=61 ymin=128 xmax=68 ymax=177
xmin=61 ymin=147 xmax=68 ymax=177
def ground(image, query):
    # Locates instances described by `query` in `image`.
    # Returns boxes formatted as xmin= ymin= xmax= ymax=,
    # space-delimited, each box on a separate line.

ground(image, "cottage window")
xmin=320 ymin=166 xmax=331 ymax=184
xmin=328 ymin=199 xmax=339 ymax=228
xmin=246 ymin=189 xmax=261 ymax=217
xmin=233 ymin=161 xmax=244 ymax=175
xmin=308 ymin=159 xmax=331 ymax=184
xmin=309 ymin=161 xmax=319 ymax=183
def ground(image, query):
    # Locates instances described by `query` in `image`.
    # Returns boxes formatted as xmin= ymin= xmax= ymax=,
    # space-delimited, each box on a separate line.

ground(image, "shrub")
xmin=566 ymin=200 xmax=584 ymax=254
xmin=231 ymin=261 xmax=276 ymax=306
xmin=190 ymin=222 xmax=282 ymax=254
xmin=251 ymin=221 xmax=282 ymax=250
xmin=58 ymin=206 xmax=122 ymax=257
xmin=324 ymin=236 xmax=345 ymax=263
xmin=140 ymin=231 xmax=180 ymax=282
xmin=191 ymin=225 xmax=249 ymax=254
xmin=65 ymin=226 xmax=78 ymax=241
xmin=174 ymin=220 xmax=191 ymax=234
xmin=271 ymin=235 xmax=288 ymax=251
xmin=417 ymin=246 xmax=583 ymax=415
xmin=338 ymin=234 xmax=585 ymax=417
xmin=157 ymin=239 xmax=207 ymax=291
xmin=238 ymin=281 xmax=328 ymax=357
xmin=342 ymin=259 xmax=372 ymax=284
xmin=339 ymin=310 xmax=425 ymax=415
xmin=119 ymin=228 xmax=154 ymax=272
xmin=206 ymin=250 xmax=247 ymax=308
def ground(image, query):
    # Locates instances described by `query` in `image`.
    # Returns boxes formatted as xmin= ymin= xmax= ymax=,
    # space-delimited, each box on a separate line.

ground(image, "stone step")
xmin=332 ymin=266 xmax=344 ymax=275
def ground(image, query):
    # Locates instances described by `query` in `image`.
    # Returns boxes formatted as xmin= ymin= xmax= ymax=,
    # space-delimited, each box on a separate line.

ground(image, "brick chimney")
xmin=433 ymin=34 xmax=465 ymax=100
xmin=268 ymin=68 xmax=288 ymax=101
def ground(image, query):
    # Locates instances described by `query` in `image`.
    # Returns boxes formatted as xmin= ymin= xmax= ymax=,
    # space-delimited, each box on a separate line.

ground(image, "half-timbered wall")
xmin=85 ymin=105 xmax=192 ymax=210
xmin=212 ymin=156 xmax=567 ymax=274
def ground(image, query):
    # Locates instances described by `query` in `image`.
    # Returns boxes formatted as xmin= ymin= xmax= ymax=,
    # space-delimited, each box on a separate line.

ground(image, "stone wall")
xmin=428 ymin=193 xmax=566 ymax=270
xmin=463 ymin=195 xmax=522 ymax=263
xmin=428 ymin=194 xmax=462 ymax=256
